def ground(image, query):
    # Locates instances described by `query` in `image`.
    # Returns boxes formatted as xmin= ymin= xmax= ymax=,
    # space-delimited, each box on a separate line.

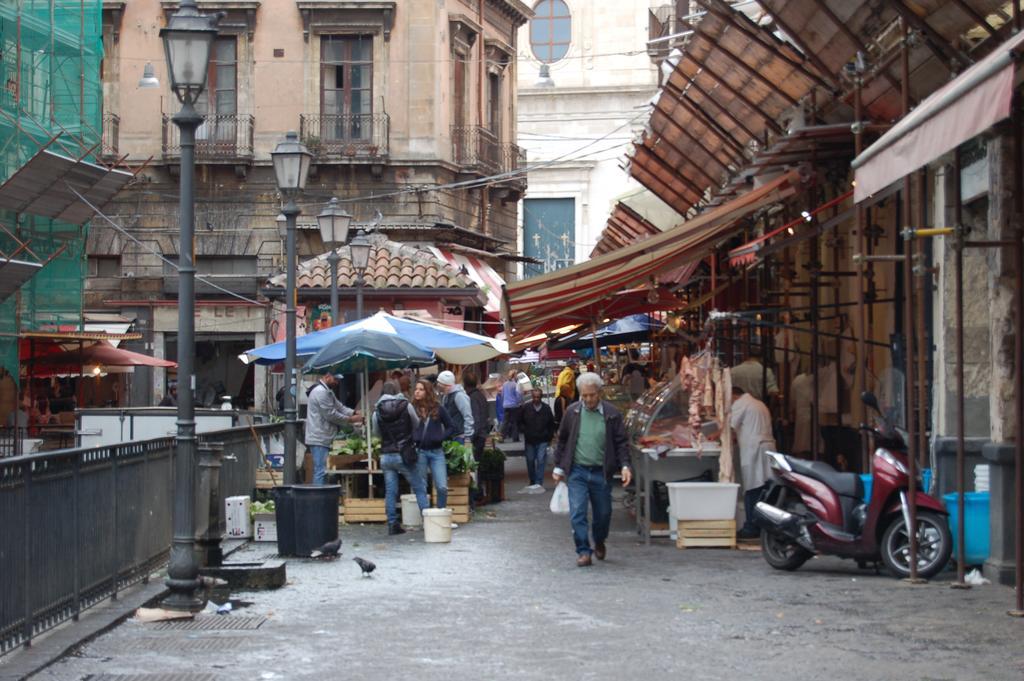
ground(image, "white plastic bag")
xmin=549 ymin=481 xmax=570 ymax=514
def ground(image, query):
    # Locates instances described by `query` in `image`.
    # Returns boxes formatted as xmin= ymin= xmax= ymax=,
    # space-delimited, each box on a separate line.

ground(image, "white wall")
xmin=515 ymin=0 xmax=660 ymax=273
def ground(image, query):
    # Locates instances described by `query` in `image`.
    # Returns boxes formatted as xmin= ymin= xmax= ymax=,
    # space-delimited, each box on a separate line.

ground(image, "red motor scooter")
xmin=753 ymin=392 xmax=951 ymax=579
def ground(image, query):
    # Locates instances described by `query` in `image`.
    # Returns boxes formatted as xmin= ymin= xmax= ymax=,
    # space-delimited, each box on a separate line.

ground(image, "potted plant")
xmin=478 ymin=447 xmax=506 ymax=504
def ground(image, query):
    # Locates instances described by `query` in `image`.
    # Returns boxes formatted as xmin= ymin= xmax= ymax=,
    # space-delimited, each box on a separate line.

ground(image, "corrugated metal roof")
xmin=0 ymin=149 xmax=134 ymax=225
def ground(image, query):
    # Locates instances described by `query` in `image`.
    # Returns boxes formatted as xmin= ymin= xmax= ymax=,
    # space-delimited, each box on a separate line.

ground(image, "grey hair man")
xmin=551 ymin=372 xmax=633 ymax=567
xmin=305 ymin=372 xmax=363 ymax=485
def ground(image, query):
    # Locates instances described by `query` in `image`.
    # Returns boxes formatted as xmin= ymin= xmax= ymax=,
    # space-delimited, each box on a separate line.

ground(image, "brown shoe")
xmin=576 ymin=553 xmax=593 ymax=567
xmin=594 ymin=543 xmax=606 ymax=560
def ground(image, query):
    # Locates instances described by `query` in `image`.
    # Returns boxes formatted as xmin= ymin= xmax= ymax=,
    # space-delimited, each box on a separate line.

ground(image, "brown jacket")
xmin=552 ymin=400 xmax=631 ymax=481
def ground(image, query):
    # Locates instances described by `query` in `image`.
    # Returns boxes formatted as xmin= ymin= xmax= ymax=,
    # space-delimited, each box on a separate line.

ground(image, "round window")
xmin=530 ymin=0 xmax=571 ymax=64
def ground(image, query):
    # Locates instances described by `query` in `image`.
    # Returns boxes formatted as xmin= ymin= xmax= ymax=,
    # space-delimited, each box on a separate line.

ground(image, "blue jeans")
xmin=379 ymin=453 xmax=428 ymax=526
xmin=416 ymin=448 xmax=448 ymax=509
xmin=310 ymin=445 xmax=330 ymax=485
xmin=567 ymin=465 xmax=612 ymax=556
xmin=523 ymin=442 xmax=548 ymax=486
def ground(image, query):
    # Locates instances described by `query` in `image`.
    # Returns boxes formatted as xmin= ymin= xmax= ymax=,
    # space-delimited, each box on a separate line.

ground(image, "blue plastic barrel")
xmin=942 ymin=491 xmax=990 ymax=566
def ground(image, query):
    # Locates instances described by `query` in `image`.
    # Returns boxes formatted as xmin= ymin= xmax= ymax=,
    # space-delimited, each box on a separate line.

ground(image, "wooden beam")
xmin=693 ymin=0 xmax=837 ymax=92
xmin=667 ymin=71 xmax=762 ymax=142
xmin=642 ymin=135 xmax=723 ymax=189
xmin=633 ymin=144 xmax=712 ymax=200
xmin=680 ymin=52 xmax=786 ymax=135
xmin=651 ymin=98 xmax=742 ymax=173
xmin=891 ymin=0 xmax=973 ymax=69
xmin=806 ymin=0 xmax=905 ymax=95
xmin=631 ymin=164 xmax=699 ymax=215
xmin=687 ymin=25 xmax=802 ymax=108
xmin=663 ymin=83 xmax=749 ymax=158
xmin=752 ymin=0 xmax=837 ymax=86
xmin=948 ymin=0 xmax=998 ymax=37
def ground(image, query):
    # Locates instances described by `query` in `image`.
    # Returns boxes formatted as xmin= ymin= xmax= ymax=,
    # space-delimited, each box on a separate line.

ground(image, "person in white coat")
xmin=729 ymin=386 xmax=775 ymax=539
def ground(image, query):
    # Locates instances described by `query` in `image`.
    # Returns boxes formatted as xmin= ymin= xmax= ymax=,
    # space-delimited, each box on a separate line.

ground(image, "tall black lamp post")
xmin=161 ymin=0 xmax=219 ymax=611
xmin=272 ymin=131 xmax=312 ymax=486
xmin=316 ymin=197 xmax=353 ymax=325
xmin=349 ymin=229 xmax=372 ymax=319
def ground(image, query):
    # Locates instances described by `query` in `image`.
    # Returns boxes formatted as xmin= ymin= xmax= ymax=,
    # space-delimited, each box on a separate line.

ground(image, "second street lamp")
xmin=271 ymin=130 xmax=312 ymax=486
xmin=160 ymin=0 xmax=220 ymax=612
xmin=317 ymin=197 xmax=353 ymax=325
xmin=349 ymin=229 xmax=372 ymax=320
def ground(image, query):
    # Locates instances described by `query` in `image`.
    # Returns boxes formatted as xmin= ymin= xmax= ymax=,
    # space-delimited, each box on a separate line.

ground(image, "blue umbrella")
xmin=553 ymin=314 xmax=662 ymax=350
xmin=302 ymin=329 xmax=435 ymax=374
xmin=241 ymin=311 xmax=508 ymax=366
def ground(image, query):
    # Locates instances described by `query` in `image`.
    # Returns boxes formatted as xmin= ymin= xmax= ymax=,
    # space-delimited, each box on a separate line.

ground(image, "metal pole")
xmin=356 ymin=272 xmax=365 ymax=320
xmin=164 ymin=99 xmax=203 ymax=611
xmin=283 ymin=198 xmax=299 ymax=486
xmin=900 ymin=19 xmax=921 ymax=583
xmin=951 ymin=148 xmax=968 ymax=589
xmin=328 ymin=249 xmax=340 ymax=325
xmin=855 ymin=69 xmax=869 ymax=472
xmin=1011 ymin=91 xmax=1024 ymax=617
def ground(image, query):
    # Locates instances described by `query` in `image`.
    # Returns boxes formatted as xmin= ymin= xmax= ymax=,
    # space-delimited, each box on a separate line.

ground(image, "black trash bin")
xmin=272 ymin=484 xmax=340 ymax=556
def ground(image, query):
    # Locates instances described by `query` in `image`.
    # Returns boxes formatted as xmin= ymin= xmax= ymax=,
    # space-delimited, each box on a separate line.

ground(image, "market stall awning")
xmin=27 ymin=341 xmax=176 ymax=376
xmin=0 ymin=149 xmax=135 ymax=225
xmin=852 ymin=30 xmax=1024 ymax=202
xmin=428 ymin=246 xmax=506 ymax=316
xmin=0 ymin=258 xmax=43 ymax=303
xmin=503 ymin=170 xmax=801 ymax=345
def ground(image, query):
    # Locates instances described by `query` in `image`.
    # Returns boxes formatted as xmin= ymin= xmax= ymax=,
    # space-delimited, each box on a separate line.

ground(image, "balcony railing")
xmin=452 ymin=125 xmax=501 ymax=174
xmin=162 ymin=113 xmax=255 ymax=161
xmin=499 ymin=143 xmax=527 ymax=191
xmin=101 ymin=112 xmax=119 ymax=158
xmin=299 ymin=112 xmax=390 ymax=161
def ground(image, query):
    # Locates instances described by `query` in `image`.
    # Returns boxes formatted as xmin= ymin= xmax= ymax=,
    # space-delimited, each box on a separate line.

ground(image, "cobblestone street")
xmin=18 ymin=462 xmax=1022 ymax=681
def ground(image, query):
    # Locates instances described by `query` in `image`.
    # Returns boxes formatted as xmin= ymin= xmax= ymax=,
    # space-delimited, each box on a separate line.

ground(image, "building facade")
xmin=515 ymin=0 xmax=662 ymax=276
xmin=91 ymin=0 xmax=530 ymax=407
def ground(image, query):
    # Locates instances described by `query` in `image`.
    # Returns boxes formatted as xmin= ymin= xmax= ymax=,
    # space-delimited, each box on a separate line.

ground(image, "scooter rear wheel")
xmin=879 ymin=509 xmax=952 ymax=579
xmin=761 ymin=528 xmax=812 ymax=571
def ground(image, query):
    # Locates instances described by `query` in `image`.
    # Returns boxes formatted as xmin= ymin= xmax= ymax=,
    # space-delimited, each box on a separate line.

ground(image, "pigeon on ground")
xmin=353 ymin=556 xmax=376 ymax=577
xmin=310 ymin=537 xmax=342 ymax=559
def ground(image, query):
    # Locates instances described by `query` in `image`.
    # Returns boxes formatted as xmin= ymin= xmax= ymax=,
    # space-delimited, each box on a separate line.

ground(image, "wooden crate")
xmin=342 ymin=497 xmax=387 ymax=523
xmin=432 ymin=473 xmax=471 ymax=524
xmin=675 ymin=519 xmax=737 ymax=549
xmin=255 ymin=470 xmax=279 ymax=490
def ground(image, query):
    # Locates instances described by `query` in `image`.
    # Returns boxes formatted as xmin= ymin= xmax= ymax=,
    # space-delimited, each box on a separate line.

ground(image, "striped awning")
xmin=429 ymin=247 xmax=506 ymax=315
xmin=503 ymin=170 xmax=801 ymax=345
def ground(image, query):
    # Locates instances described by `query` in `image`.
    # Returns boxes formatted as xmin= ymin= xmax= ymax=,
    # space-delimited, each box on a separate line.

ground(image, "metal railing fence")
xmin=299 ymin=112 xmax=390 ymax=160
xmin=161 ymin=113 xmax=255 ymax=160
xmin=0 ymin=421 xmax=282 ymax=655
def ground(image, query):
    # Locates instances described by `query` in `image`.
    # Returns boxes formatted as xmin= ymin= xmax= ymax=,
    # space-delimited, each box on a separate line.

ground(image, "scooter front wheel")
xmin=880 ymin=509 xmax=952 ymax=579
xmin=761 ymin=528 xmax=812 ymax=571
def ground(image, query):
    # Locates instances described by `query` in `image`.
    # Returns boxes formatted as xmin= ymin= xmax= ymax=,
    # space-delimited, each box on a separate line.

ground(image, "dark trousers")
xmin=501 ymin=406 xmax=520 ymax=440
xmin=743 ymin=485 xmax=766 ymax=532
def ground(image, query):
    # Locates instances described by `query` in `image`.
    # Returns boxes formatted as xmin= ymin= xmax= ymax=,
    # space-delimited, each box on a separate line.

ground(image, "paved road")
xmin=28 ymin=461 xmax=1023 ymax=681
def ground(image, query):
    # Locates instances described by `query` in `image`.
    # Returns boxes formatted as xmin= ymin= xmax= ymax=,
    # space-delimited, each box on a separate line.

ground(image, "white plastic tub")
xmin=666 ymin=482 xmax=740 ymax=521
xmin=401 ymin=494 xmax=422 ymax=527
xmin=422 ymin=508 xmax=453 ymax=543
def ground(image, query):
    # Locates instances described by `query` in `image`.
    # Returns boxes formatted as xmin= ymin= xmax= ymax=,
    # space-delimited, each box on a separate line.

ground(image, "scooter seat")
xmin=785 ymin=457 xmax=864 ymax=499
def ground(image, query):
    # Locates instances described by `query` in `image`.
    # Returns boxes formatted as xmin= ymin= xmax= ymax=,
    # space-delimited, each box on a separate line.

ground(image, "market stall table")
xmin=633 ymin=444 xmax=722 ymax=544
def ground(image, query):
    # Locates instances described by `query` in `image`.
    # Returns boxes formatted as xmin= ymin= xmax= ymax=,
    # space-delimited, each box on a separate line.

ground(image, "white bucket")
xmin=401 ymin=494 xmax=422 ymax=527
xmin=422 ymin=508 xmax=453 ymax=543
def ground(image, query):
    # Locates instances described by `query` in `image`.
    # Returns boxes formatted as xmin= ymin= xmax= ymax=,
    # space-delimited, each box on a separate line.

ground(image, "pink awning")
xmin=852 ymin=31 xmax=1024 ymax=202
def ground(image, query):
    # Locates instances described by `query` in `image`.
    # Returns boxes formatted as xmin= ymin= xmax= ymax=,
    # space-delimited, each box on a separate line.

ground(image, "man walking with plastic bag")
xmin=551 ymin=372 xmax=632 ymax=567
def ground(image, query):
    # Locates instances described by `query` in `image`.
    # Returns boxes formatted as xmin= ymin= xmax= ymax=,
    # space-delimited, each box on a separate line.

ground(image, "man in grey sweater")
xmin=305 ymin=372 xmax=363 ymax=485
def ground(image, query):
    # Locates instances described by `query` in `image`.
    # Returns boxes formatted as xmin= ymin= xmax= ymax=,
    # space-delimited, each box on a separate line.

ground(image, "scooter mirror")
xmin=860 ymin=391 xmax=881 ymax=413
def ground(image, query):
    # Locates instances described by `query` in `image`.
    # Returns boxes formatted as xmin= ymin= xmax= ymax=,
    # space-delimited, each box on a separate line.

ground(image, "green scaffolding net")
xmin=0 ymin=0 xmax=104 ymax=384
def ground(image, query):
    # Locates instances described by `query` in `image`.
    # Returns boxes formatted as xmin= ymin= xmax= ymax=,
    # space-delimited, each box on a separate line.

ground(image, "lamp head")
xmin=271 ymin=130 xmax=313 ymax=194
xmin=349 ymin=229 xmax=372 ymax=274
xmin=317 ymin=197 xmax=353 ymax=248
xmin=159 ymin=0 xmax=220 ymax=105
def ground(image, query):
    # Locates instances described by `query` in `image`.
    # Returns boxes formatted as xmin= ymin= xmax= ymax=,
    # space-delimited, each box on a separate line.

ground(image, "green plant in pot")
xmin=478 ymin=447 xmax=506 ymax=479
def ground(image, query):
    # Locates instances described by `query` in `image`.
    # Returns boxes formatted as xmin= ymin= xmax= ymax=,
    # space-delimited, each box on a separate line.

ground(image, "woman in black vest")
xmin=372 ymin=381 xmax=428 ymax=535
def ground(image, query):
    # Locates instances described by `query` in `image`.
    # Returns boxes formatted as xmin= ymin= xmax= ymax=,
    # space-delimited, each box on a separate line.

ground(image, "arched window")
xmin=530 ymin=0 xmax=571 ymax=64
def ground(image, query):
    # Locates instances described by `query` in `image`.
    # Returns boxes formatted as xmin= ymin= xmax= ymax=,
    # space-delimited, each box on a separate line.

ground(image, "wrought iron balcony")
xmin=101 ymin=112 xmax=120 ymax=159
xmin=499 ymin=143 xmax=527 ymax=192
xmin=161 ymin=113 xmax=255 ymax=162
xmin=299 ymin=112 xmax=390 ymax=162
xmin=452 ymin=125 xmax=501 ymax=174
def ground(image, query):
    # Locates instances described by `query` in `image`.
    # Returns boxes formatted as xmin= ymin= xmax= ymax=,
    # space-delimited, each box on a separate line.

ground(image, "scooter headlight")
xmin=877 ymin=449 xmax=908 ymax=475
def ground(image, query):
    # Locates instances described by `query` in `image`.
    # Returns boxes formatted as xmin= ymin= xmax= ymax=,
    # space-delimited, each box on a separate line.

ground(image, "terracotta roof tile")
xmin=268 ymin=233 xmax=476 ymax=292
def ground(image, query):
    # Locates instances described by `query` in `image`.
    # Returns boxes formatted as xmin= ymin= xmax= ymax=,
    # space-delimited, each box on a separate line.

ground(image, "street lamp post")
xmin=160 ymin=0 xmax=220 ymax=612
xmin=316 ymin=197 xmax=353 ymax=325
xmin=349 ymin=229 xmax=372 ymax=319
xmin=272 ymin=131 xmax=312 ymax=486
